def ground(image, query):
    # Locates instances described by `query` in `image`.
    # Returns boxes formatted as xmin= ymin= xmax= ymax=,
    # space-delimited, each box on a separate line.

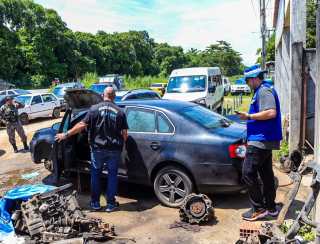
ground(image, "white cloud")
xmin=35 ymin=0 xmax=275 ymax=66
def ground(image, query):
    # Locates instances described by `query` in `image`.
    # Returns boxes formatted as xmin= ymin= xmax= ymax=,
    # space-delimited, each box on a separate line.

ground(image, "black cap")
xmin=5 ymin=96 xmax=13 ymax=102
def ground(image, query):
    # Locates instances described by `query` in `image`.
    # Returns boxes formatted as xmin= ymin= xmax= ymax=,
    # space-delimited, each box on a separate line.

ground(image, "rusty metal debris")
xmin=179 ymin=193 xmax=214 ymax=224
xmin=169 ymin=220 xmax=201 ymax=232
xmin=11 ymin=183 xmax=115 ymax=243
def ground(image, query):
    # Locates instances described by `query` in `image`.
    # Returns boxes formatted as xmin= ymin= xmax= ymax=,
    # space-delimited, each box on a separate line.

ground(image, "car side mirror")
xmin=209 ymin=86 xmax=216 ymax=93
xmin=52 ymin=122 xmax=61 ymax=131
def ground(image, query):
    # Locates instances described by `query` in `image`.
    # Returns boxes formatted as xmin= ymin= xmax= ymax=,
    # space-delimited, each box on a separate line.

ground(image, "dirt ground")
xmin=0 ymin=116 xmax=312 ymax=244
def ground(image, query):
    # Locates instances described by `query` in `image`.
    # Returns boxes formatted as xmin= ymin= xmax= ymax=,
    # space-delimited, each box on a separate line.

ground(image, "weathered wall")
xmin=275 ymin=29 xmax=291 ymax=115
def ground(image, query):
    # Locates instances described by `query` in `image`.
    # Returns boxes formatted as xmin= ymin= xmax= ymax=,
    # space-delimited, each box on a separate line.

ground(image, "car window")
xmin=8 ymin=91 xmax=15 ymax=95
xmin=126 ymin=108 xmax=156 ymax=132
xmin=31 ymin=95 xmax=42 ymax=105
xmin=157 ymin=113 xmax=173 ymax=133
xmin=0 ymin=91 xmax=5 ymax=95
xmin=180 ymin=105 xmax=231 ymax=129
xmin=42 ymin=94 xmax=56 ymax=102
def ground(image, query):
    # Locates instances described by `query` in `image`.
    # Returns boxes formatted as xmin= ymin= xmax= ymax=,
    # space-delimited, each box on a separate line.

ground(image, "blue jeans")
xmin=90 ymin=149 xmax=121 ymax=204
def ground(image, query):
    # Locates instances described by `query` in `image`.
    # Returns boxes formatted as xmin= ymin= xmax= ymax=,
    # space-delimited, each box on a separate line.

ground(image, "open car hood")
xmin=64 ymin=89 xmax=103 ymax=110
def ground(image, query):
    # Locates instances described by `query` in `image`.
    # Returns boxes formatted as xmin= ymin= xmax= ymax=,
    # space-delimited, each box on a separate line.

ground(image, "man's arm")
xmin=55 ymin=121 xmax=87 ymax=142
xmin=239 ymin=87 xmax=277 ymax=121
xmin=122 ymin=129 xmax=128 ymax=142
xmin=238 ymin=109 xmax=276 ymax=121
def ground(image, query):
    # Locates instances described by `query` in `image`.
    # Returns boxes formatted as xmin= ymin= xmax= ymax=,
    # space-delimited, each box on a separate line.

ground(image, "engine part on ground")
xmin=279 ymin=150 xmax=303 ymax=173
xmin=179 ymin=193 xmax=214 ymax=224
xmin=11 ymin=184 xmax=115 ymax=243
xmin=169 ymin=220 xmax=201 ymax=232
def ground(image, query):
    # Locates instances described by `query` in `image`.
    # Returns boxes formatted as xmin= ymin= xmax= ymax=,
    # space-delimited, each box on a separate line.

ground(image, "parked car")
xmin=99 ymin=74 xmax=124 ymax=90
xmin=115 ymin=89 xmax=161 ymax=102
xmin=89 ymin=82 xmax=118 ymax=95
xmin=230 ymin=78 xmax=251 ymax=95
xmin=30 ymin=89 xmax=247 ymax=207
xmin=0 ymin=89 xmax=31 ymax=96
xmin=163 ymin=67 xmax=224 ymax=112
xmin=15 ymin=93 xmax=61 ymax=124
xmin=222 ymin=77 xmax=231 ymax=95
xmin=149 ymin=83 xmax=167 ymax=96
xmin=52 ymin=82 xmax=84 ymax=110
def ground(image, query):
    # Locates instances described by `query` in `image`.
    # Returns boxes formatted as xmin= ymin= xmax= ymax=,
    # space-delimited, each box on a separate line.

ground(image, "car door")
xmin=30 ymin=95 xmax=45 ymax=118
xmin=41 ymin=94 xmax=57 ymax=116
xmin=122 ymin=106 xmax=174 ymax=184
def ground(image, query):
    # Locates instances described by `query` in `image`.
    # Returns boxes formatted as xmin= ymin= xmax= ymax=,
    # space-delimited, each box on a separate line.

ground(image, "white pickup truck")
xmin=15 ymin=93 xmax=61 ymax=124
xmin=230 ymin=78 xmax=251 ymax=95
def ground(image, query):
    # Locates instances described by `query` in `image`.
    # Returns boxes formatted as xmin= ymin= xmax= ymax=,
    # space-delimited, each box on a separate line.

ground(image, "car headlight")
xmin=195 ymin=98 xmax=206 ymax=105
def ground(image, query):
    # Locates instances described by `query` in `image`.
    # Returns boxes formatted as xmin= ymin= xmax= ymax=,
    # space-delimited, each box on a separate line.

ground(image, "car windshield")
xmin=167 ymin=76 xmax=206 ymax=93
xmin=53 ymin=87 xmax=71 ymax=97
xmin=15 ymin=89 xmax=31 ymax=95
xmin=16 ymin=95 xmax=32 ymax=105
xmin=180 ymin=105 xmax=232 ymax=129
xmin=89 ymin=84 xmax=111 ymax=94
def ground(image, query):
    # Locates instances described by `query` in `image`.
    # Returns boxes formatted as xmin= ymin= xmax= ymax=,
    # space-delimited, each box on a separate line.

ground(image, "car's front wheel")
xmin=52 ymin=108 xmax=60 ymax=118
xmin=19 ymin=113 xmax=29 ymax=125
xmin=154 ymin=166 xmax=193 ymax=208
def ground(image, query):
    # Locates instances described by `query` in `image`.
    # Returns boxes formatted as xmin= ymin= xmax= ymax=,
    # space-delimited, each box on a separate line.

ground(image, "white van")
xmin=163 ymin=67 xmax=224 ymax=111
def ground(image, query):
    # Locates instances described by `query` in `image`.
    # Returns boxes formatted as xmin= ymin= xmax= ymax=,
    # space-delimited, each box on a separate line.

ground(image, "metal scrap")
xmin=11 ymin=183 xmax=115 ymax=243
xmin=179 ymin=193 xmax=214 ymax=224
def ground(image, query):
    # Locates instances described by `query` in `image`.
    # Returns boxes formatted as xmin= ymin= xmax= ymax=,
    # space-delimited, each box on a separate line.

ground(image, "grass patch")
xmin=124 ymin=75 xmax=167 ymax=90
xmin=280 ymin=221 xmax=315 ymax=242
xmin=224 ymin=94 xmax=251 ymax=113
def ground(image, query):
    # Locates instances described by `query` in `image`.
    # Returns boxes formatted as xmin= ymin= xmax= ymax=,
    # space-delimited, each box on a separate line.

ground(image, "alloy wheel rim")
xmin=158 ymin=172 xmax=187 ymax=204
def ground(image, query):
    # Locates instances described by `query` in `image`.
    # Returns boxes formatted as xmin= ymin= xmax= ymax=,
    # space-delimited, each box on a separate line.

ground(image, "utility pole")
xmin=260 ymin=0 xmax=267 ymax=69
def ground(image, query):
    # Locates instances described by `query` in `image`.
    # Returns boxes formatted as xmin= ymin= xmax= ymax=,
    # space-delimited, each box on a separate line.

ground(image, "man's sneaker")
xmin=106 ymin=202 xmax=119 ymax=213
xmin=267 ymin=209 xmax=279 ymax=217
xmin=242 ymin=208 xmax=268 ymax=221
xmin=90 ymin=201 xmax=101 ymax=210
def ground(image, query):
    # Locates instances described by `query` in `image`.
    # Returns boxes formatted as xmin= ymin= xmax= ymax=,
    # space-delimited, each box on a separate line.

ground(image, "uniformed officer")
xmin=55 ymin=87 xmax=128 ymax=212
xmin=237 ymin=64 xmax=282 ymax=221
xmin=0 ymin=96 xmax=29 ymax=153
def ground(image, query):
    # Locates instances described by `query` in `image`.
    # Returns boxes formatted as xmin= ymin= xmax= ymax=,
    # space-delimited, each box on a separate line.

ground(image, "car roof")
xmin=118 ymin=99 xmax=196 ymax=112
xmin=117 ymin=89 xmax=158 ymax=97
xmin=17 ymin=93 xmax=52 ymax=97
xmin=55 ymin=82 xmax=81 ymax=87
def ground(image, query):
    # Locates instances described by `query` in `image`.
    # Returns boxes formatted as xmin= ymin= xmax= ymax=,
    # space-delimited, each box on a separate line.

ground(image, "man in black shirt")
xmin=55 ymin=87 xmax=128 ymax=212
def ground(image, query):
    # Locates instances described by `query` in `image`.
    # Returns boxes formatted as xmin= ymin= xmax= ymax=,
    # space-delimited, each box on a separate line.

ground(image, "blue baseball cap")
xmin=244 ymin=64 xmax=267 ymax=81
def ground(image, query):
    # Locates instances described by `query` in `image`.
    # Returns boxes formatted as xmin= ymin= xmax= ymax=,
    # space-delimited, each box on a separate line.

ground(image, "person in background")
xmin=0 ymin=96 xmax=29 ymax=153
xmin=55 ymin=87 xmax=128 ymax=212
xmin=237 ymin=64 xmax=282 ymax=221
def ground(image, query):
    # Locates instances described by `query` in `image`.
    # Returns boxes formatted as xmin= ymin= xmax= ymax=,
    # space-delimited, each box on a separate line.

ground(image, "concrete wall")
xmin=275 ymin=29 xmax=291 ymax=115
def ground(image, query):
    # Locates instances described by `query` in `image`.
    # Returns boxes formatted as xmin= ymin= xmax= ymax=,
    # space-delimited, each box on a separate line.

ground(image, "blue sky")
xmin=35 ymin=0 xmax=275 ymax=65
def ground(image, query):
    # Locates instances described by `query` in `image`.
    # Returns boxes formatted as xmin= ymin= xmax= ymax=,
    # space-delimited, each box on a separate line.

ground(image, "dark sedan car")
xmin=115 ymin=89 xmax=161 ymax=102
xmin=30 ymin=89 xmax=247 ymax=207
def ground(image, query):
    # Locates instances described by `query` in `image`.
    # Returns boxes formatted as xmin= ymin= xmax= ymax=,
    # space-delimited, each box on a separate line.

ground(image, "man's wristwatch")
xmin=64 ymin=131 xmax=69 ymax=139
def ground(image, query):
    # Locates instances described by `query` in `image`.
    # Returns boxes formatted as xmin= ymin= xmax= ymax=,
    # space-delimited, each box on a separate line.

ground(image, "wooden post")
xmin=315 ymin=0 xmax=320 ymax=222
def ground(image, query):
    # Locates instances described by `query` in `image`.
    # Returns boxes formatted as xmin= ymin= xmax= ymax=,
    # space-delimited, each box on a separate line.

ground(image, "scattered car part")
xmin=11 ymin=184 xmax=115 ymax=243
xmin=179 ymin=193 xmax=214 ymax=224
xmin=169 ymin=221 xmax=201 ymax=232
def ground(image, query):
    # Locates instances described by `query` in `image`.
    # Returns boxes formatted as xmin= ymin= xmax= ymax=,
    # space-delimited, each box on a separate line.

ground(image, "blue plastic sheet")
xmin=0 ymin=184 xmax=56 ymax=239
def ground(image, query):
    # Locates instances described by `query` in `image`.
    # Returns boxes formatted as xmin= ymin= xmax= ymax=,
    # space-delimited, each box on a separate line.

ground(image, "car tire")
xmin=52 ymin=108 xmax=60 ymax=118
xmin=154 ymin=166 xmax=193 ymax=208
xmin=20 ymin=113 xmax=29 ymax=125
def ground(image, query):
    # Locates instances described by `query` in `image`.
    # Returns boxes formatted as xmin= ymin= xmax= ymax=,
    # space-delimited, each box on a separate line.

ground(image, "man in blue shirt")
xmin=237 ymin=64 xmax=282 ymax=221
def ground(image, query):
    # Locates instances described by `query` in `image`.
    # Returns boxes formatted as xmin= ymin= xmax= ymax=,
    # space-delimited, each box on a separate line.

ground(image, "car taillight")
xmin=229 ymin=144 xmax=247 ymax=159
